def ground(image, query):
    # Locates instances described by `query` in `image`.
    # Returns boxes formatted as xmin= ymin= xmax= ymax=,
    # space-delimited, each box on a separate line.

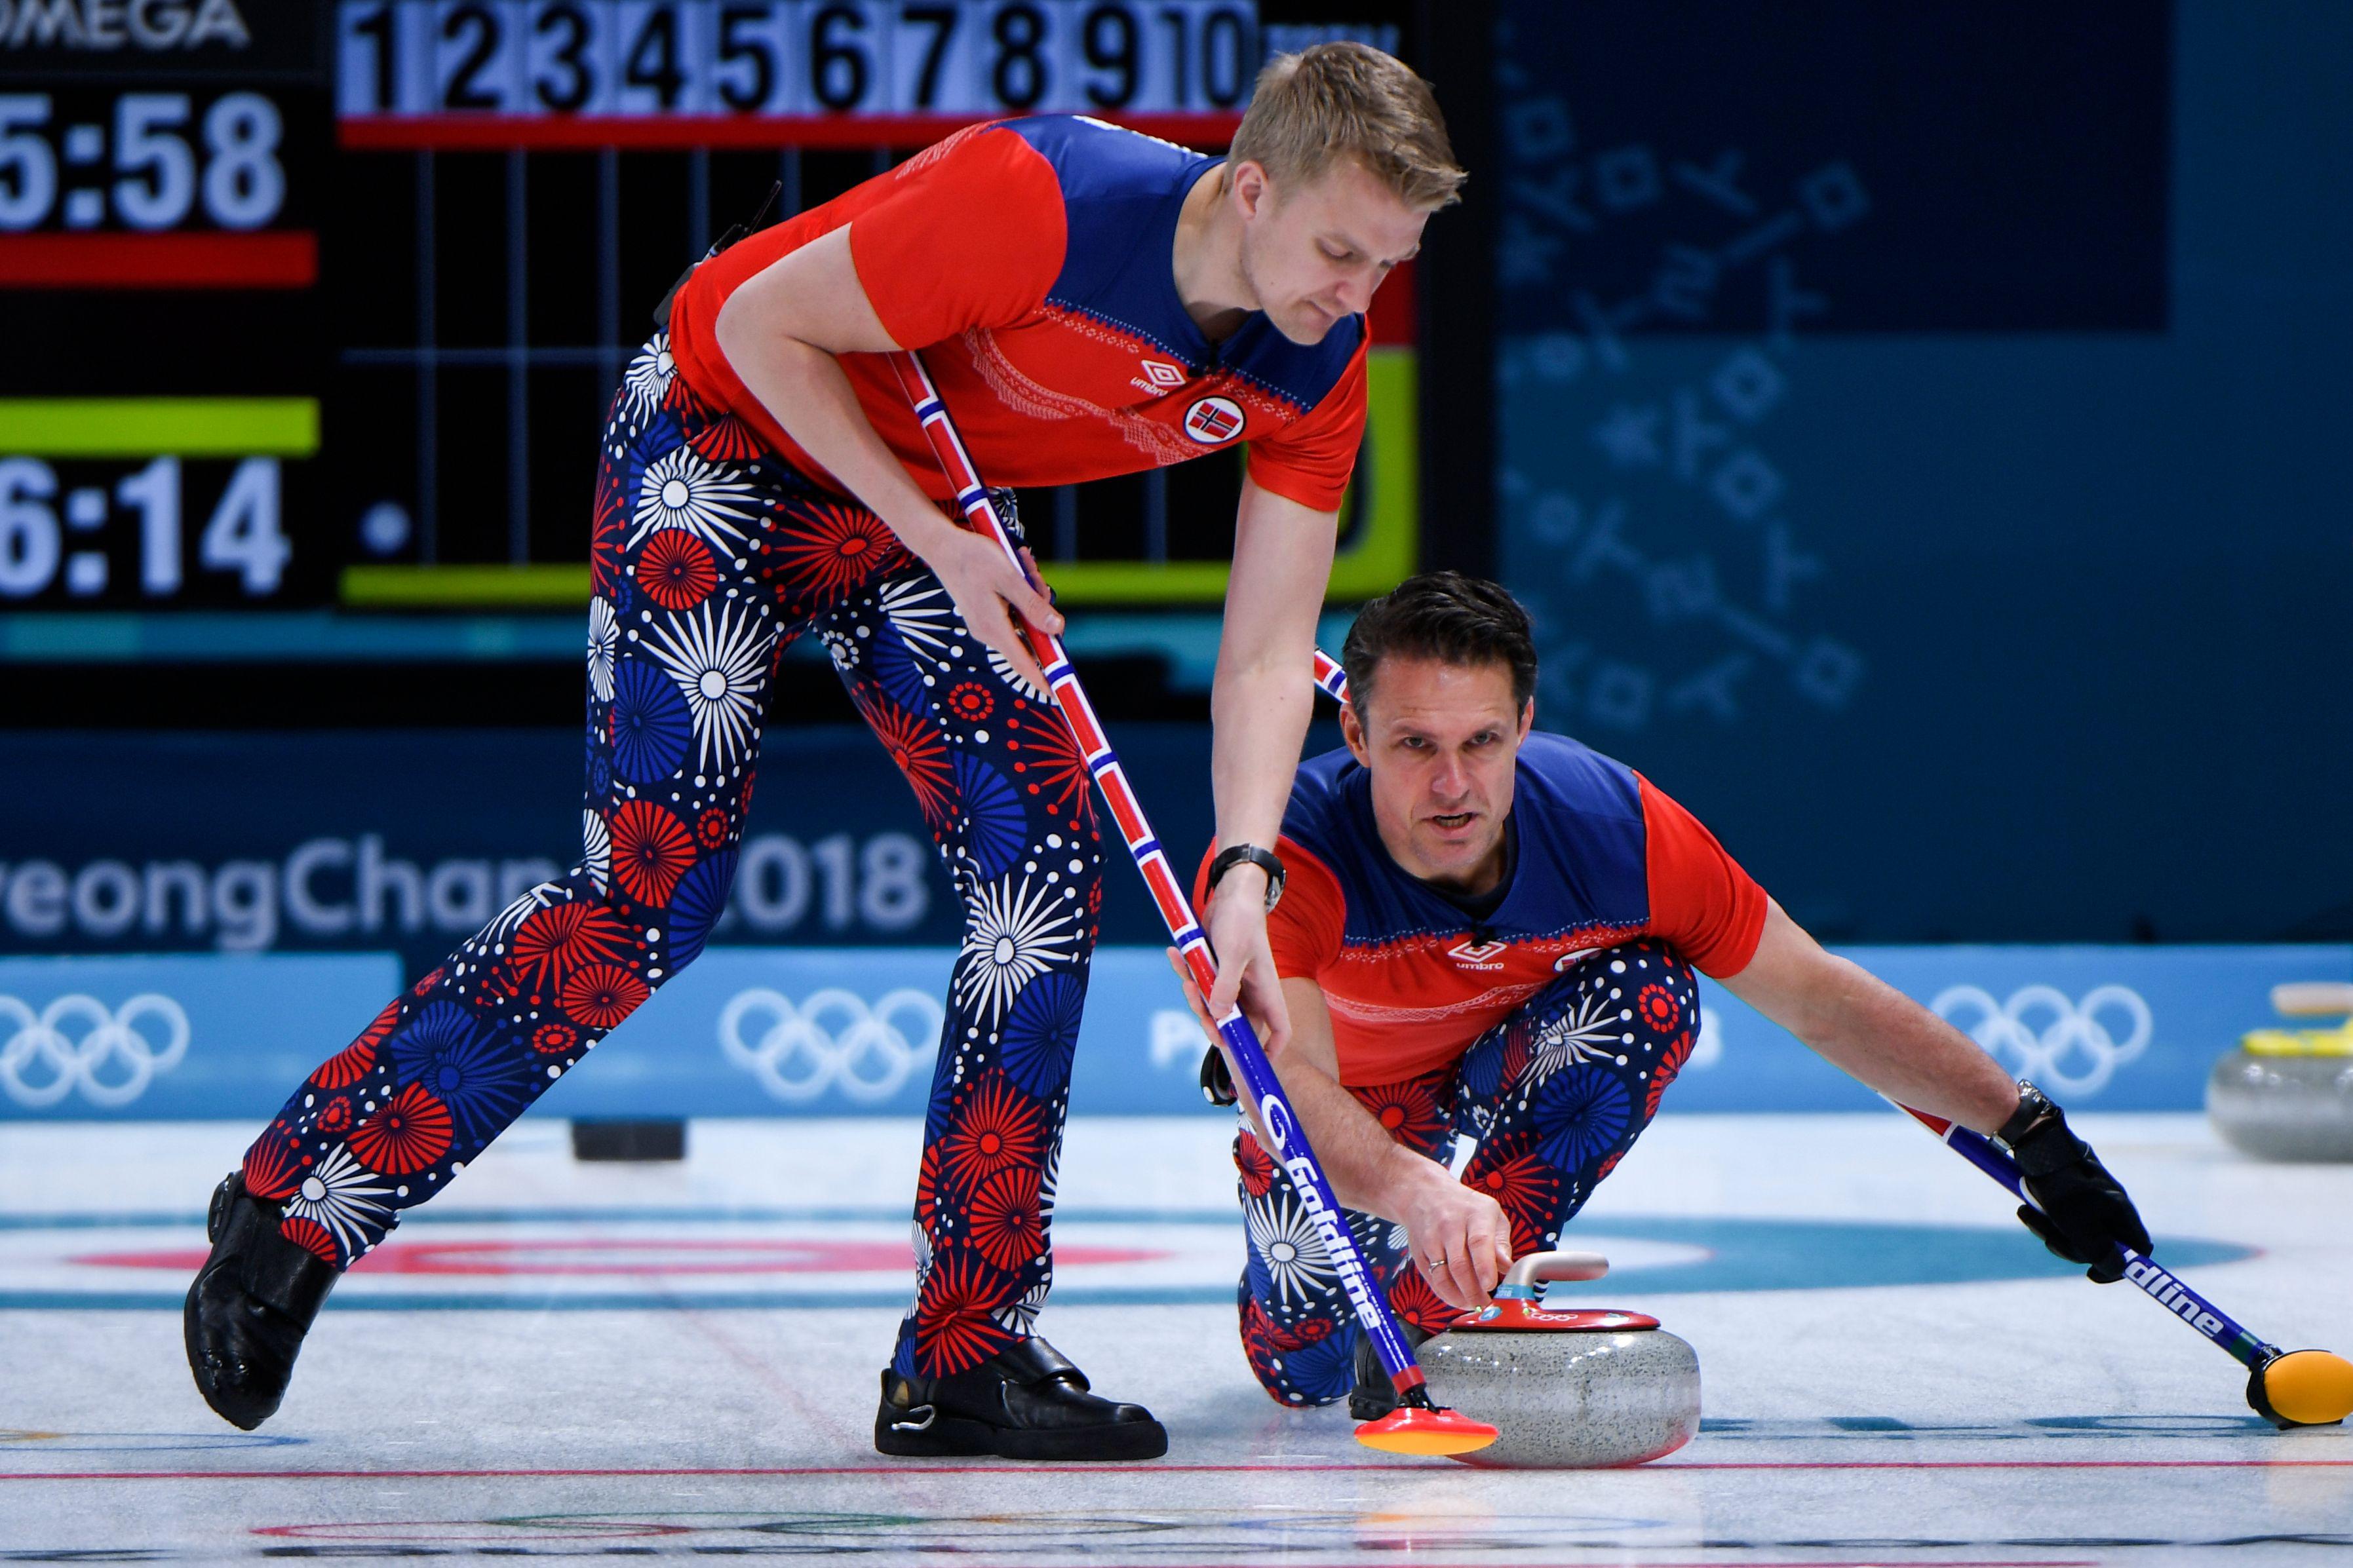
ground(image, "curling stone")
xmin=1418 ymin=1250 xmax=1699 ymax=1468
xmin=2208 ymin=983 xmax=2353 ymax=1162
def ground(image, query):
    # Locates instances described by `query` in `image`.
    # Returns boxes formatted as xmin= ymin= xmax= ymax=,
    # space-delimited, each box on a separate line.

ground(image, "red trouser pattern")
xmin=241 ymin=334 xmax=1105 ymax=1377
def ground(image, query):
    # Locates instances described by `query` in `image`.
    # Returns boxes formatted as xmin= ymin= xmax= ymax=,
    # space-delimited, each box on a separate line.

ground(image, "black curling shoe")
xmin=874 ymin=1337 xmax=1168 ymax=1461
xmin=184 ymin=1173 xmax=338 ymax=1430
xmin=1348 ymin=1322 xmax=1433 ymax=1421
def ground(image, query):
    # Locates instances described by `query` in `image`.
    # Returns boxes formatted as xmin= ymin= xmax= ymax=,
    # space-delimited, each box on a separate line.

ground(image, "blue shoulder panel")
xmin=1500 ymin=732 xmax=1652 ymax=938
xmin=998 ymin=117 xmax=1218 ymax=364
xmin=1218 ymin=310 xmax=1365 ymax=416
xmin=996 ymin=116 xmax=1367 ymax=411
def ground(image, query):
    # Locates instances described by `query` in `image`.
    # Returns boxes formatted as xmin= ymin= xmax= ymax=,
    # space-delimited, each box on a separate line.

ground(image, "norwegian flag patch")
xmin=1183 ymin=395 xmax=1245 ymax=444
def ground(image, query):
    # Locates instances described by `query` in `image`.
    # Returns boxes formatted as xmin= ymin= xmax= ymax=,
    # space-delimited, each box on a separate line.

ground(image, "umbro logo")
xmin=1140 ymin=358 xmax=1186 ymax=389
xmin=1448 ymin=936 xmax=1509 ymax=970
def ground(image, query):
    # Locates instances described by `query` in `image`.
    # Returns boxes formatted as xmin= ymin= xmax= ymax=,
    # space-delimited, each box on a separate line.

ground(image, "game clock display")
xmin=0 ymin=0 xmax=328 ymax=608
xmin=0 ymin=446 xmax=322 ymax=612
xmin=0 ymin=441 xmax=309 ymax=605
xmin=0 ymin=87 xmax=290 ymax=233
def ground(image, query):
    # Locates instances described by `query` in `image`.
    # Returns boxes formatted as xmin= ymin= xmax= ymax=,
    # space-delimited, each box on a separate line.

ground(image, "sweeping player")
xmin=1176 ymin=573 xmax=2153 ymax=1413
xmin=185 ymin=45 xmax=1464 ymax=1461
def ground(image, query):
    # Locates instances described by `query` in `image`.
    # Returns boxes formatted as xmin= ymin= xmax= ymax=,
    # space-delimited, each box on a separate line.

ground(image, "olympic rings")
xmin=1931 ymin=983 xmax=2152 ymax=1098
xmin=0 ymin=993 xmax=191 ymax=1109
xmin=717 ymin=987 xmax=943 ymax=1105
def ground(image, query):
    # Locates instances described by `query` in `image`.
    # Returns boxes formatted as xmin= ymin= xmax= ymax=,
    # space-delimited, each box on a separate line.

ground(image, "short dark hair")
xmin=1340 ymin=572 xmax=1538 ymax=716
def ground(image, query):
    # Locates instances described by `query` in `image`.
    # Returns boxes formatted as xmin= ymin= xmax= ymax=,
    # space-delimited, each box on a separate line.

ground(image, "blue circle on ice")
xmin=1528 ymin=1216 xmax=2254 ymax=1295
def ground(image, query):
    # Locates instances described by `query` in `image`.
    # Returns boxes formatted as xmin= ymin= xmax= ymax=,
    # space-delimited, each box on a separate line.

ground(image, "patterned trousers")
xmin=241 ymin=334 xmax=1105 ymax=1377
xmin=1234 ymin=938 xmax=1701 ymax=1405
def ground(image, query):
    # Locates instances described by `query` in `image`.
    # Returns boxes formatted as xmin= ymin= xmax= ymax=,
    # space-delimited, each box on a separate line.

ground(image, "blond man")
xmin=187 ymin=45 xmax=1464 ymax=1461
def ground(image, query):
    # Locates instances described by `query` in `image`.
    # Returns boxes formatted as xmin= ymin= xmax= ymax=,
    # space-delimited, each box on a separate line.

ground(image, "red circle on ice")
xmin=77 ymin=1238 xmax=1169 ymax=1277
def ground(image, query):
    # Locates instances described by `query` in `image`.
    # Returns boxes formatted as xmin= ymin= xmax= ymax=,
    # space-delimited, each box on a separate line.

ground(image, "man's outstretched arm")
xmin=1719 ymin=899 xmax=2153 ymax=1278
xmin=1169 ymin=957 xmax=1511 ymax=1309
xmin=1719 ymin=899 xmax=2020 ymax=1134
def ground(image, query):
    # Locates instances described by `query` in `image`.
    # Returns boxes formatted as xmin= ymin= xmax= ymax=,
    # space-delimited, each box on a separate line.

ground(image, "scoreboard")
xmin=1 ymin=0 xmax=1420 ymax=621
xmin=0 ymin=0 xmax=328 ymax=608
xmin=338 ymin=1 xmax=1262 ymax=126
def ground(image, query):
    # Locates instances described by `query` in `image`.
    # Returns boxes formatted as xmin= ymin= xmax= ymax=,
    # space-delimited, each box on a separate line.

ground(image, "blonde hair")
xmin=1228 ymin=43 xmax=1465 ymax=211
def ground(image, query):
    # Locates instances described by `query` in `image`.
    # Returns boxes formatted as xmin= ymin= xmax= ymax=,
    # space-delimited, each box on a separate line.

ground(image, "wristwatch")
xmin=1207 ymin=844 xmax=1286 ymax=912
xmin=1994 ymin=1080 xmax=2058 ymax=1150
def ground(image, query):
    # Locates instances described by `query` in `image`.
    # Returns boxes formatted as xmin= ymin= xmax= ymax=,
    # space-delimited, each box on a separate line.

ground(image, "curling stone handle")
xmin=1502 ymin=1250 xmax=1608 ymax=1290
xmin=2272 ymin=982 xmax=2353 ymax=1019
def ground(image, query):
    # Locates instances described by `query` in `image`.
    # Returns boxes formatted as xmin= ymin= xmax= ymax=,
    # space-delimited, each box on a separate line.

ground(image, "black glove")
xmin=1199 ymin=1045 xmax=1237 ymax=1107
xmin=2000 ymin=1082 xmax=2153 ymax=1284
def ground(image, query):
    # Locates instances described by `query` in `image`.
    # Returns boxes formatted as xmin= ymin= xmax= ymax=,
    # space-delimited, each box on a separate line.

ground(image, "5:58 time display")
xmin=0 ymin=89 xmax=291 ymax=233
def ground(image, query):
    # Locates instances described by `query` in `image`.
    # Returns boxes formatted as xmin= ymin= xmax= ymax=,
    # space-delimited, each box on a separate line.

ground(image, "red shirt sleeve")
xmin=1637 ymin=773 xmax=1768 ymax=977
xmin=1245 ymin=331 xmax=1369 ymax=512
xmin=1191 ymin=835 xmax=1346 ymax=980
xmin=847 ymin=124 xmax=1068 ymax=350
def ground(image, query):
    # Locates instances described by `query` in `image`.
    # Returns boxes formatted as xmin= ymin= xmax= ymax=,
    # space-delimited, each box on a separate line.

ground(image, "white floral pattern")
xmin=621 ymin=332 xmax=675 ymax=419
xmin=581 ymin=811 xmax=611 ymax=896
xmin=985 ymin=640 xmax=1051 ymax=702
xmin=993 ymin=1277 xmax=1049 ymax=1335
xmin=480 ymin=881 xmax=558 ymax=951
xmin=879 ymin=576 xmax=958 ymax=666
xmin=1525 ymin=984 xmax=1630 ymax=1082
xmin=953 ymin=872 xmax=1080 ymax=1023
xmin=910 ymin=1220 xmax=933 ymax=1298
xmin=646 ymin=599 xmax=774 ymax=773
xmin=629 ymin=446 xmax=758 ymax=552
xmin=585 ymin=596 xmax=618 ymax=703
xmin=1038 ymin=1138 xmax=1060 ymax=1223
xmin=282 ymin=1144 xmax=393 ymax=1261
xmin=1245 ymin=1189 xmax=1337 ymax=1312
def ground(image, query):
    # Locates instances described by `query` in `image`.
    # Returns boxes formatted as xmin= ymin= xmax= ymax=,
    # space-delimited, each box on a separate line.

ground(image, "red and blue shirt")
xmin=1199 ymin=733 xmax=1769 ymax=1086
xmin=669 ymin=115 xmax=1369 ymax=512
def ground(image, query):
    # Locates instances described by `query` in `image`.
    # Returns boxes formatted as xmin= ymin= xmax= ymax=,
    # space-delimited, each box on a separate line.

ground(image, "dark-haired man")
xmin=1179 ymin=573 xmax=2151 ymax=1413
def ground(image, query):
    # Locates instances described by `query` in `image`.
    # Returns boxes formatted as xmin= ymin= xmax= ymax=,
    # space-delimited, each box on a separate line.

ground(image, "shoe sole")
xmin=874 ymin=1411 xmax=1169 ymax=1461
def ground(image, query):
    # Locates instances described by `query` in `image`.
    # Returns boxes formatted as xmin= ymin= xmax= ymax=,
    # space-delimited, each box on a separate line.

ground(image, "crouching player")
xmin=1177 ymin=573 xmax=2152 ymax=1415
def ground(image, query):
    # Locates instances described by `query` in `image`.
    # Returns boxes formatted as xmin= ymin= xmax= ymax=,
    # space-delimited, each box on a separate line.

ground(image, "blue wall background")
xmin=0 ymin=725 xmax=1287 ymax=975
xmin=1490 ymin=1 xmax=2353 ymax=942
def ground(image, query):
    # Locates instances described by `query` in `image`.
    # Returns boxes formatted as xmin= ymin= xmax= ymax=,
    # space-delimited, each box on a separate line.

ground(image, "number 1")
xmin=353 ymin=3 xmax=397 ymax=112
xmin=117 ymin=457 xmax=180 ymax=595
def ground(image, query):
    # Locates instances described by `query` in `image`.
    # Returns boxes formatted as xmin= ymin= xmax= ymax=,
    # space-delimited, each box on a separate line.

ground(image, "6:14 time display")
xmin=0 ymin=456 xmax=294 ymax=603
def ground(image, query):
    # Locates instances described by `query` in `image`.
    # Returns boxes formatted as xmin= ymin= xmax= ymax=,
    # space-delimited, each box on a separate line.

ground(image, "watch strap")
xmin=1207 ymin=844 xmax=1286 ymax=911
xmin=1995 ymin=1080 xmax=2056 ymax=1149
